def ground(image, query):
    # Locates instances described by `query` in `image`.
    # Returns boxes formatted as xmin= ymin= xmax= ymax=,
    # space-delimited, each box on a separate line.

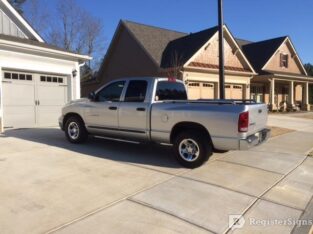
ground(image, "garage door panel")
xmin=3 ymin=106 xmax=36 ymax=128
xmin=232 ymin=85 xmax=243 ymax=99
xmin=37 ymin=85 xmax=67 ymax=105
xmin=188 ymin=83 xmax=201 ymax=100
xmin=36 ymin=106 xmax=63 ymax=126
xmin=3 ymin=82 xmax=35 ymax=106
xmin=2 ymin=71 xmax=69 ymax=129
xmin=201 ymin=83 xmax=214 ymax=99
xmin=225 ymin=84 xmax=243 ymax=99
xmin=225 ymin=85 xmax=232 ymax=99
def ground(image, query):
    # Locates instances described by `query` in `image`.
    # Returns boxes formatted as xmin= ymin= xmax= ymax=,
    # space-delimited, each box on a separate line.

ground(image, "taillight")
xmin=238 ymin=111 xmax=249 ymax=132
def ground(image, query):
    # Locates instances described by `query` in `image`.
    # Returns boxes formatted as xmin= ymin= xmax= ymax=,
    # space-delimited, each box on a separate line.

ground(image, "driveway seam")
xmin=224 ymin=155 xmax=308 ymax=234
xmin=247 ymin=149 xmax=308 ymax=157
xmin=45 ymin=169 xmax=191 ymax=234
xmin=128 ymin=198 xmax=215 ymax=234
xmin=214 ymin=159 xmax=285 ymax=175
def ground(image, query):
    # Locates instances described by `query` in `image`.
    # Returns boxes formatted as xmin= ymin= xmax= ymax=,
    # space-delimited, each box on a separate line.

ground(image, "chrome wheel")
xmin=68 ymin=122 xmax=80 ymax=140
xmin=178 ymin=139 xmax=200 ymax=162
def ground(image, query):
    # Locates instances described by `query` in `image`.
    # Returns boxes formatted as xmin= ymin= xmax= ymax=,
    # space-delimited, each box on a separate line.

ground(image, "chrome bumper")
xmin=239 ymin=128 xmax=271 ymax=150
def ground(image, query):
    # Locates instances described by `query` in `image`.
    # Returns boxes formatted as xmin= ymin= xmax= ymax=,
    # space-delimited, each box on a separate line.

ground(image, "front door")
xmin=84 ymin=81 xmax=125 ymax=136
xmin=118 ymin=80 xmax=149 ymax=140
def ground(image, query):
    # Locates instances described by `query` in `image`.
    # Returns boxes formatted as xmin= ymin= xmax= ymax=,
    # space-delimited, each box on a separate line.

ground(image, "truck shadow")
xmin=2 ymin=128 xmax=182 ymax=169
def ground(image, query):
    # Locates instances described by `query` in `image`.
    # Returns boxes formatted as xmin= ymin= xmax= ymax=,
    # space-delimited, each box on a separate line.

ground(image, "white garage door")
xmin=2 ymin=71 xmax=69 ymax=129
xmin=188 ymin=82 xmax=215 ymax=100
xmin=225 ymin=84 xmax=243 ymax=100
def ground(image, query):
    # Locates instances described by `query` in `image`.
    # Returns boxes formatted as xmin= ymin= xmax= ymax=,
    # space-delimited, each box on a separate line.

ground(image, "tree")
xmin=22 ymin=0 xmax=105 ymax=73
xmin=304 ymin=63 xmax=313 ymax=76
xmin=165 ymin=51 xmax=184 ymax=79
xmin=8 ymin=0 xmax=26 ymax=14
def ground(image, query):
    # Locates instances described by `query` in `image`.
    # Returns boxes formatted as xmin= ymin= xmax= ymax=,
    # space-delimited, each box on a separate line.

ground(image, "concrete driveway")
xmin=0 ymin=114 xmax=313 ymax=234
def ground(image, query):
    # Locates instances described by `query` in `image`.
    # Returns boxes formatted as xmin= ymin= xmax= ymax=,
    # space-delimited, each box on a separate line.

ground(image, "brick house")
xmin=82 ymin=20 xmax=313 ymax=110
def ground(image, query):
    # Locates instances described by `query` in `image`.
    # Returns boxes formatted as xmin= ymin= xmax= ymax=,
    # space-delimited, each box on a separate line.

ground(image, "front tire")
xmin=173 ymin=131 xmax=212 ymax=168
xmin=65 ymin=116 xmax=88 ymax=144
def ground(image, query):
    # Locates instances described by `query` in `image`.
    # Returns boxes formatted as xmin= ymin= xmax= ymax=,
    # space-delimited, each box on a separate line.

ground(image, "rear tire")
xmin=65 ymin=116 xmax=88 ymax=144
xmin=173 ymin=130 xmax=212 ymax=168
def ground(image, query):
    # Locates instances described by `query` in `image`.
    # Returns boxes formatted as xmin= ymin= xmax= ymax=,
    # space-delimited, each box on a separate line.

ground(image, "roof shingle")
xmin=241 ymin=36 xmax=287 ymax=72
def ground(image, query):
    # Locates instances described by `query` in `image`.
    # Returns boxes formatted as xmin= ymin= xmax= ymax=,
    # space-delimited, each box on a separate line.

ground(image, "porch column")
xmin=304 ymin=82 xmax=310 ymax=111
xmin=289 ymin=81 xmax=294 ymax=107
xmin=270 ymin=78 xmax=276 ymax=111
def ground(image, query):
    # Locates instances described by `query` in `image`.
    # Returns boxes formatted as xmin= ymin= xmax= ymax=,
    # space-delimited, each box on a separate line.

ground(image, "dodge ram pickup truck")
xmin=59 ymin=77 xmax=270 ymax=168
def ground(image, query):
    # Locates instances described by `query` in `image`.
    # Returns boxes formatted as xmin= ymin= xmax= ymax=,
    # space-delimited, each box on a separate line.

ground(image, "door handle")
xmin=109 ymin=106 xmax=118 ymax=110
xmin=136 ymin=107 xmax=146 ymax=112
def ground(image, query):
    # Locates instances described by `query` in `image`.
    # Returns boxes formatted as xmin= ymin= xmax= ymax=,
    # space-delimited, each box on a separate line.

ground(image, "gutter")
xmin=0 ymin=39 xmax=92 ymax=61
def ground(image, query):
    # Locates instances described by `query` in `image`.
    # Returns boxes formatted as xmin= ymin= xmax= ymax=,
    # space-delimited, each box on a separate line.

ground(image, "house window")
xmin=19 ymin=74 xmax=26 ymax=80
xmin=12 ymin=73 xmax=18 ymax=79
xmin=4 ymin=72 xmax=11 ymax=79
xmin=280 ymin=54 xmax=289 ymax=68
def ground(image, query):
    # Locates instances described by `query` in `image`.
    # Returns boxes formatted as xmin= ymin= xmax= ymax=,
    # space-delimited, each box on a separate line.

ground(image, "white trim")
xmin=183 ymin=25 xmax=256 ymax=74
xmin=285 ymin=38 xmax=308 ymax=75
xmin=262 ymin=38 xmax=287 ymax=70
xmin=183 ymin=32 xmax=218 ymax=66
xmin=2 ymin=0 xmax=44 ymax=42
xmin=185 ymin=66 xmax=256 ymax=77
xmin=261 ymin=37 xmax=308 ymax=76
xmin=224 ymin=26 xmax=256 ymax=74
xmin=0 ymin=38 xmax=92 ymax=61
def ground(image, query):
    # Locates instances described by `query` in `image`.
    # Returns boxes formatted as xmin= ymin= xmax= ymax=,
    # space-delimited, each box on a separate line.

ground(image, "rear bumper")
xmin=239 ymin=128 xmax=271 ymax=150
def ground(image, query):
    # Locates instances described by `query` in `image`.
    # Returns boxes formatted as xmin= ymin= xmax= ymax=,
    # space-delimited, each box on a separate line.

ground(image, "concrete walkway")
xmin=0 ymin=114 xmax=312 ymax=234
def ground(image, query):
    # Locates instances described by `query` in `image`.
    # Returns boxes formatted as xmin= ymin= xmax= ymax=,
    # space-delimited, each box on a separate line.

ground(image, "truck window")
xmin=96 ymin=81 xmax=125 ymax=102
xmin=156 ymin=81 xmax=187 ymax=101
xmin=124 ymin=80 xmax=148 ymax=102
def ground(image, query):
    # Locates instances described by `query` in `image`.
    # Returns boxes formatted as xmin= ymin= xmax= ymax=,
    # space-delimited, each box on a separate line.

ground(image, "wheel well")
xmin=170 ymin=122 xmax=213 ymax=145
xmin=63 ymin=113 xmax=85 ymax=127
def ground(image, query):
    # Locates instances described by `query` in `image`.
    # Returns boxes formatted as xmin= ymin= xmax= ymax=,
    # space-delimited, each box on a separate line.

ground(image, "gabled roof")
xmin=240 ymin=36 xmax=287 ymax=72
xmin=123 ymin=20 xmax=186 ymax=66
xmin=1 ymin=0 xmax=44 ymax=42
xmin=161 ymin=26 xmax=219 ymax=68
xmin=235 ymin=38 xmax=254 ymax=49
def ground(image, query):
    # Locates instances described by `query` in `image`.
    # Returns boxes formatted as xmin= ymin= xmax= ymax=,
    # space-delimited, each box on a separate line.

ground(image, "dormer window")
xmin=280 ymin=54 xmax=289 ymax=68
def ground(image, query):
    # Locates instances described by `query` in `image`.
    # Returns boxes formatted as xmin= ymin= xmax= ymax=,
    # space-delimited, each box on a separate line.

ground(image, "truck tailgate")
xmin=248 ymin=104 xmax=268 ymax=134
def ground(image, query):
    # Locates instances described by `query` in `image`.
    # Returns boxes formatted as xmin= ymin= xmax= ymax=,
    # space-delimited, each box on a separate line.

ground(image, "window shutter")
xmin=285 ymin=55 xmax=289 ymax=68
xmin=280 ymin=54 xmax=284 ymax=67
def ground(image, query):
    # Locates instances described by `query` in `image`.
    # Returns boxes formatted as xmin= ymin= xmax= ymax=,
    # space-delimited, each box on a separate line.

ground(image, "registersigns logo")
xmin=229 ymin=214 xmax=246 ymax=230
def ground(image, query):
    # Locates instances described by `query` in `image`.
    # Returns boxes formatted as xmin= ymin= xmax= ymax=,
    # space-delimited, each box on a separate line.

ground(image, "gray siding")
xmin=0 ymin=8 xmax=26 ymax=38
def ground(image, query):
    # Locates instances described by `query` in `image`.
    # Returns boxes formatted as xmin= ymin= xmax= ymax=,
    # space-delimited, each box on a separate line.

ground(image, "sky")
xmin=32 ymin=0 xmax=313 ymax=63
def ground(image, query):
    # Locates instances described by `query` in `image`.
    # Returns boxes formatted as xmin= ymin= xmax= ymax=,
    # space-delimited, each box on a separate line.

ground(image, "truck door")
xmin=84 ymin=81 xmax=125 ymax=136
xmin=118 ymin=80 xmax=149 ymax=140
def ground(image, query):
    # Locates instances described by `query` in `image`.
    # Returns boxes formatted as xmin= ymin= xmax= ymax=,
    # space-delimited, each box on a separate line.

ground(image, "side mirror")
xmin=88 ymin=92 xmax=96 ymax=101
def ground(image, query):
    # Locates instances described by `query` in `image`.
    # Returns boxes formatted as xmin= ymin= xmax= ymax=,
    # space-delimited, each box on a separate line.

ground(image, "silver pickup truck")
xmin=59 ymin=77 xmax=270 ymax=168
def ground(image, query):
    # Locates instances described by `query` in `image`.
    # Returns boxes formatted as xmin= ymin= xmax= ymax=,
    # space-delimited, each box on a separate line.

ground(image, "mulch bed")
xmin=269 ymin=126 xmax=295 ymax=138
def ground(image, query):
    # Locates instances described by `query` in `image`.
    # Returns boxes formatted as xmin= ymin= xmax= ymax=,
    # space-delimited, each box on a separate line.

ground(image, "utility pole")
xmin=218 ymin=0 xmax=225 ymax=99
